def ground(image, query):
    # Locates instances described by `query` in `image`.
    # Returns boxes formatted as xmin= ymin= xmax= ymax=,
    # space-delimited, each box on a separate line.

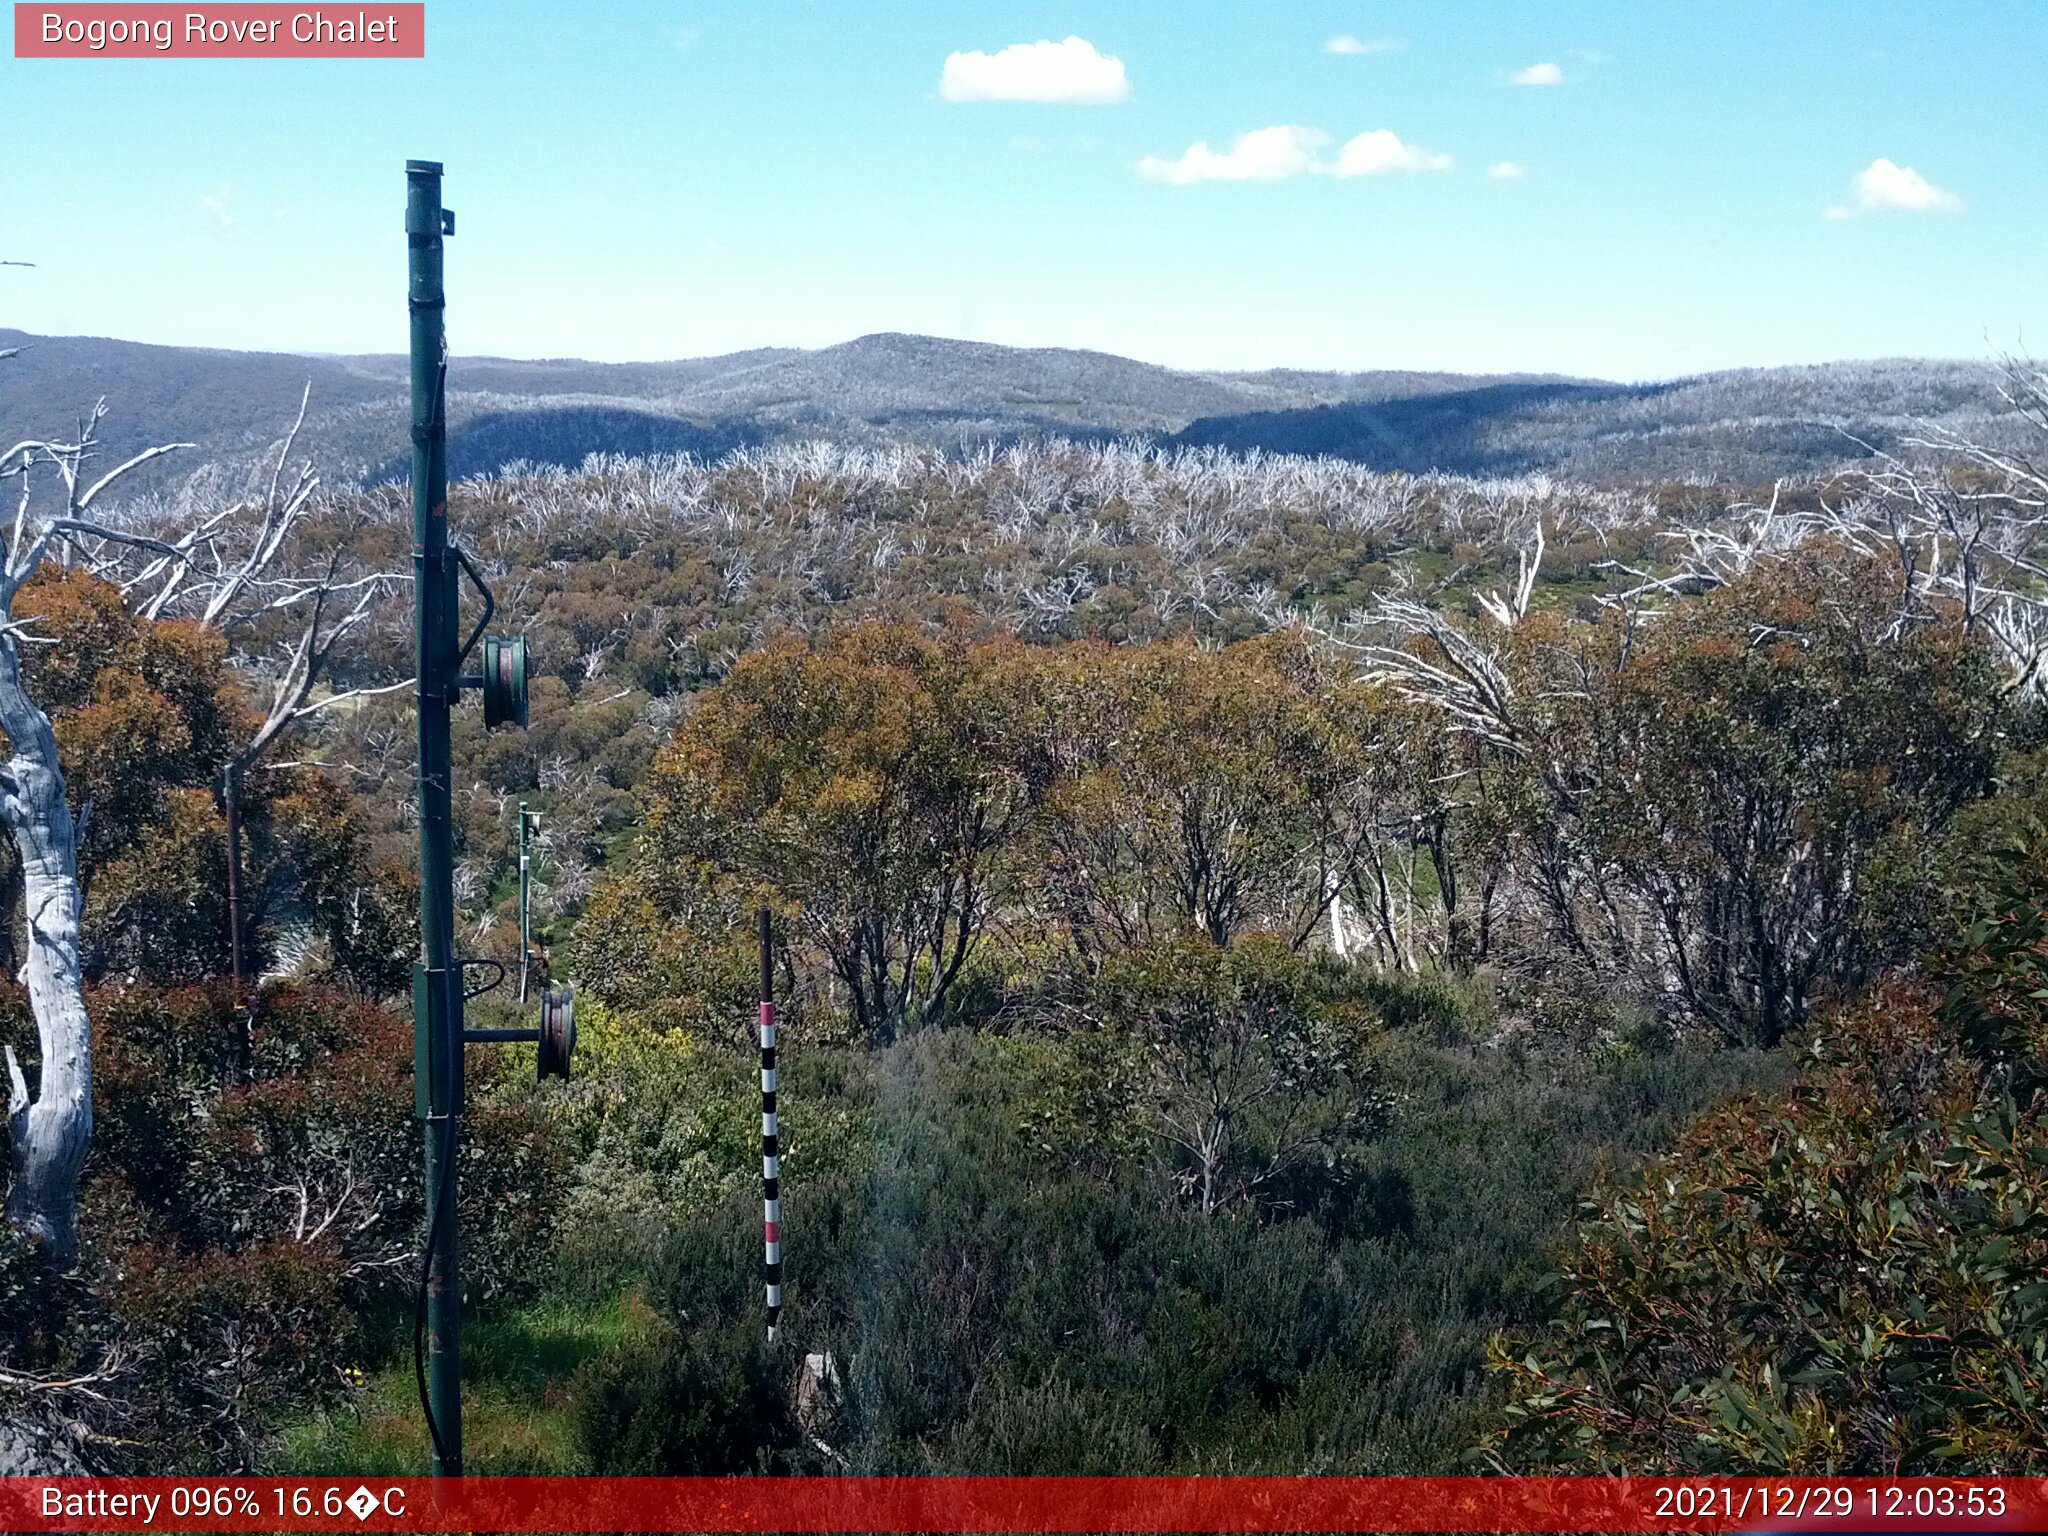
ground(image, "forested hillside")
xmin=4 ymin=360 xmax=2048 ymax=1476
xmin=0 ymin=326 xmax=2020 ymax=487
xmin=1168 ymin=359 xmax=2032 ymax=482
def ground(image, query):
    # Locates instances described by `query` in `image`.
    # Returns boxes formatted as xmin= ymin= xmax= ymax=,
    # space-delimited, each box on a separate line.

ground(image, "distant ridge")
xmin=0 ymin=327 xmax=2019 ymax=487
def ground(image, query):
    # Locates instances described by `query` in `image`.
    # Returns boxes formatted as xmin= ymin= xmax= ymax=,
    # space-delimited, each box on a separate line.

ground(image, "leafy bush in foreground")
xmin=1488 ymin=958 xmax=2047 ymax=1470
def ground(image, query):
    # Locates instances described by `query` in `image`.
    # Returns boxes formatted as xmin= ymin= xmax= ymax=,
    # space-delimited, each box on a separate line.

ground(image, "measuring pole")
xmin=408 ymin=158 xmax=463 ymax=1478
xmin=759 ymin=906 xmax=782 ymax=1341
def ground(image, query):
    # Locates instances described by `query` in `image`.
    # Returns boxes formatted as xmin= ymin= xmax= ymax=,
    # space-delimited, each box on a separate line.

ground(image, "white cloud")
xmin=1139 ymin=126 xmax=1451 ymax=184
xmin=1139 ymin=126 xmax=1328 ymax=184
xmin=1331 ymin=129 xmax=1451 ymax=176
xmin=200 ymin=189 xmax=234 ymax=229
xmin=941 ymin=36 xmax=1129 ymax=103
xmin=1826 ymin=156 xmax=1961 ymax=217
xmin=1325 ymin=35 xmax=1401 ymax=55
xmin=1487 ymin=160 xmax=1525 ymax=180
xmin=1508 ymin=61 xmax=1564 ymax=86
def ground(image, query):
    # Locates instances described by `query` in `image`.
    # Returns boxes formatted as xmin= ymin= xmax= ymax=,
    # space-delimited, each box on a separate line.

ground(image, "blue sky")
xmin=2 ymin=2 xmax=2043 ymax=378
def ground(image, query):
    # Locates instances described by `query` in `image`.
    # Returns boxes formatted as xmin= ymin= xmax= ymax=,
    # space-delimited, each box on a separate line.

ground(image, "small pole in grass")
xmin=759 ymin=904 xmax=783 ymax=1343
xmin=517 ymin=801 xmax=535 ymax=1004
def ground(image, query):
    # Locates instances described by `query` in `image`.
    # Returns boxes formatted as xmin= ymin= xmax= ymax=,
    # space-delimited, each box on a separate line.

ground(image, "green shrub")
xmin=1931 ymin=834 xmax=2048 ymax=1089
xmin=577 ymin=1024 xmax=1776 ymax=1475
xmin=1484 ymin=980 xmax=2047 ymax=1473
xmin=1361 ymin=967 xmax=1477 ymax=1041
xmin=1080 ymin=933 xmax=1384 ymax=1215
xmin=522 ymin=1001 xmax=873 ymax=1278
xmin=572 ymin=1191 xmax=807 ymax=1474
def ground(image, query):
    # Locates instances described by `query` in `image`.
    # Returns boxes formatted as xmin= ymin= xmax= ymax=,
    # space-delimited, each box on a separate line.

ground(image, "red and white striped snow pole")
xmin=759 ymin=905 xmax=782 ymax=1342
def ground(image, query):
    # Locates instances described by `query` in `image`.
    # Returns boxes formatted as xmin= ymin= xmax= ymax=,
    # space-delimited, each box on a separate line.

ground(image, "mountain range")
xmin=0 ymin=327 xmax=2027 ymax=489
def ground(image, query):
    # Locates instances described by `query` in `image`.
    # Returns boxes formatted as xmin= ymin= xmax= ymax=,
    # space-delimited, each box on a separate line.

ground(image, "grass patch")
xmin=270 ymin=1288 xmax=659 ymax=1475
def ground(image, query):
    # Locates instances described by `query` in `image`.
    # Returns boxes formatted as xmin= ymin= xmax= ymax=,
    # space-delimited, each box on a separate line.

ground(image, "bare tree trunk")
xmin=1326 ymin=870 xmax=1351 ymax=959
xmin=222 ymin=762 xmax=256 ymax=1079
xmin=223 ymin=762 xmax=244 ymax=994
xmin=0 ymin=635 xmax=89 ymax=1267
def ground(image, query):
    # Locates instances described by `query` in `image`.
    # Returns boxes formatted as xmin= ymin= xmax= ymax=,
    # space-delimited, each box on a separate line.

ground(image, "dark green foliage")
xmin=1075 ymin=934 xmax=1383 ymax=1214
xmin=1360 ymin=968 xmax=1473 ymax=1040
xmin=1930 ymin=817 xmax=2048 ymax=1090
xmin=572 ymin=1199 xmax=803 ymax=1474
xmin=572 ymin=1022 xmax=1776 ymax=1475
xmin=321 ymin=855 xmax=419 ymax=1000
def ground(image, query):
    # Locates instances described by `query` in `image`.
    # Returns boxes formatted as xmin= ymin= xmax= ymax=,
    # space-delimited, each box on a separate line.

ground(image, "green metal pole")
xmin=407 ymin=158 xmax=463 ymax=1478
xmin=518 ymin=801 xmax=531 ymax=1005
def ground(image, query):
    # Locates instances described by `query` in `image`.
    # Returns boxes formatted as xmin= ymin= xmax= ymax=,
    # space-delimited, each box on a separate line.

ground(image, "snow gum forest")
xmin=6 ymin=364 xmax=2048 ymax=1477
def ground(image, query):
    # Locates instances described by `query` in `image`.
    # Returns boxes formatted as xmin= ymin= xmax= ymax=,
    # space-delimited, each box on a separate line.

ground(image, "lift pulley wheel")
xmin=482 ymin=634 xmax=528 ymax=730
xmin=538 ymin=983 xmax=576 ymax=1081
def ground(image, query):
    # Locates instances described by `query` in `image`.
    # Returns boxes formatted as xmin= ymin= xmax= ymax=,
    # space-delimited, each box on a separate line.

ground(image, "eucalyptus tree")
xmin=1353 ymin=533 xmax=2004 ymax=1046
xmin=83 ymin=388 xmax=407 ymax=983
xmin=0 ymin=389 xmax=402 ymax=1262
xmin=627 ymin=622 xmax=1040 ymax=1043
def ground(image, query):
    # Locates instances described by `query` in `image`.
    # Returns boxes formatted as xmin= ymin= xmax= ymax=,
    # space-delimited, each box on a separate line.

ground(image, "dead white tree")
xmin=102 ymin=387 xmax=409 ymax=753
xmin=72 ymin=389 xmax=409 ymax=985
xmin=1475 ymin=515 xmax=1545 ymax=628
xmin=0 ymin=400 xmax=192 ymax=1263
xmin=1344 ymin=595 xmax=1527 ymax=759
xmin=1821 ymin=374 xmax=2048 ymax=694
xmin=1587 ymin=480 xmax=1801 ymax=621
xmin=1602 ymin=368 xmax=2048 ymax=698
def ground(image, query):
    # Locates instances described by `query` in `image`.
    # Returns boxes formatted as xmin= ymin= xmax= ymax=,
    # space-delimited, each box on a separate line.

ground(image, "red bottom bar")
xmin=4 ymin=1476 xmax=2045 ymax=1533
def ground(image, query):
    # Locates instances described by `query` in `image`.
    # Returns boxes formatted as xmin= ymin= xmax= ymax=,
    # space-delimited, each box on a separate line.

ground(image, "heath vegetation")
xmin=5 ymin=358 xmax=2048 ymax=1475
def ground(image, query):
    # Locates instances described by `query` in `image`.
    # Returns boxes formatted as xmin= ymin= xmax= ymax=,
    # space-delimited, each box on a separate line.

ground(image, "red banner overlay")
xmin=13 ymin=4 xmax=423 ymax=57
xmin=1 ymin=1478 xmax=2044 ymax=1533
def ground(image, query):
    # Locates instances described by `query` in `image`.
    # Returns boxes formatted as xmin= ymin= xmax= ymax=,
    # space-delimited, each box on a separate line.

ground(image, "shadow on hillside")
xmin=369 ymin=406 xmax=764 ymax=484
xmin=1167 ymin=381 xmax=1678 ymax=476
